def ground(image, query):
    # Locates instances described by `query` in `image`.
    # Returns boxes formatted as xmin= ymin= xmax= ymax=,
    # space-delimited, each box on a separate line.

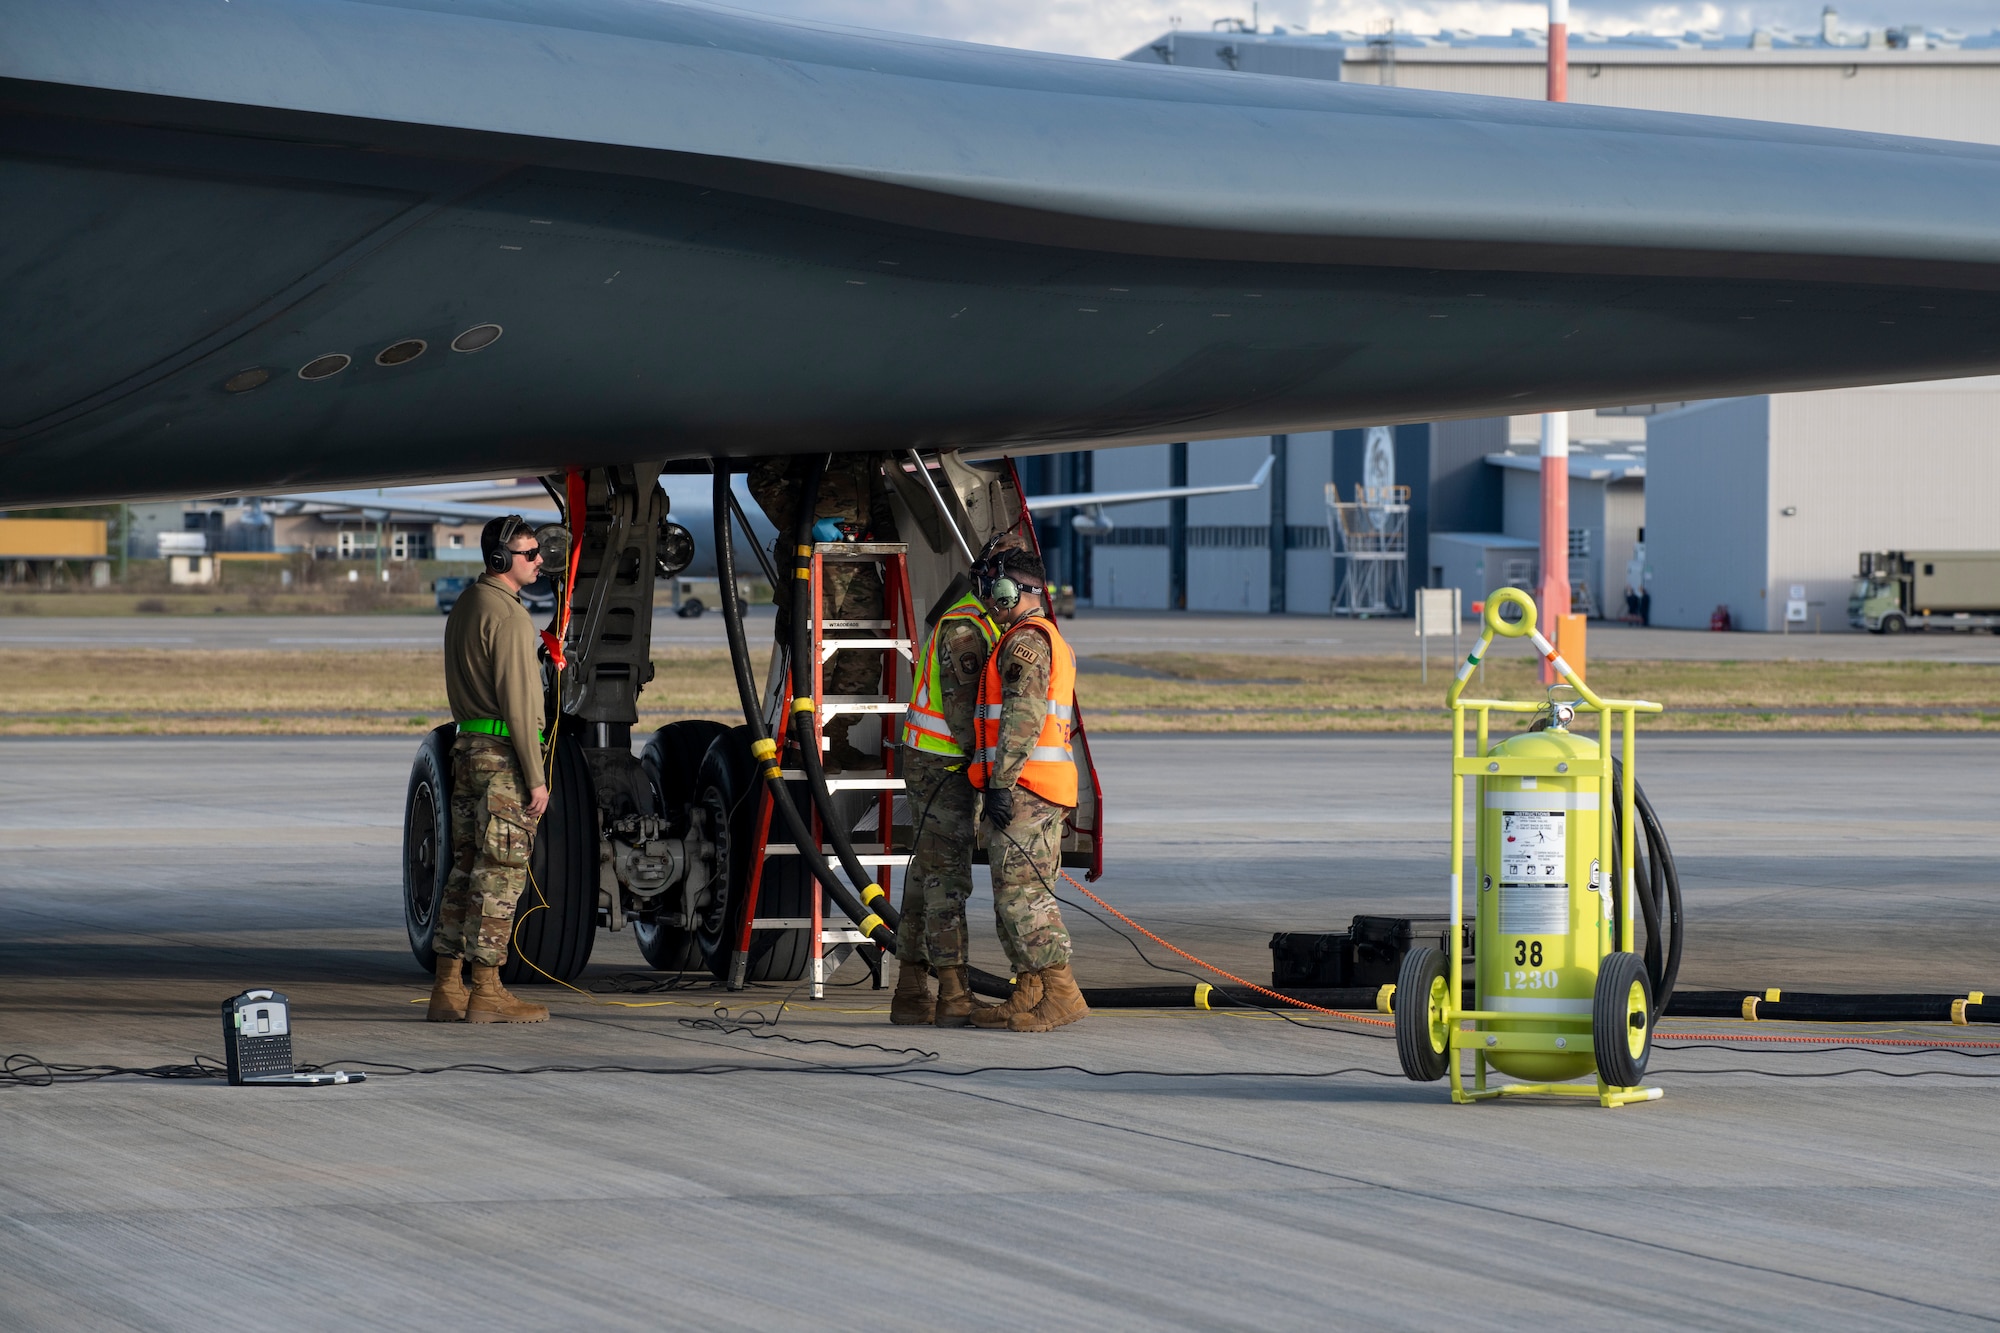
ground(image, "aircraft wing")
xmin=266 ymin=491 xmax=557 ymax=523
xmin=1026 ymin=457 xmax=1274 ymax=512
xmin=6 ymin=0 xmax=2000 ymax=506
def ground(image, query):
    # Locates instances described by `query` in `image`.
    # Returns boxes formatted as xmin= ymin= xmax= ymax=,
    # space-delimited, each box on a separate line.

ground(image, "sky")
xmin=712 ymin=0 xmax=1998 ymax=59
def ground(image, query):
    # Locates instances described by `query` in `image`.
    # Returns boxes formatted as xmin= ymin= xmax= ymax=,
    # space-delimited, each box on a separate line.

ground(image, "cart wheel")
xmin=1394 ymin=947 xmax=1452 ymax=1082
xmin=1593 ymin=952 xmax=1654 ymax=1087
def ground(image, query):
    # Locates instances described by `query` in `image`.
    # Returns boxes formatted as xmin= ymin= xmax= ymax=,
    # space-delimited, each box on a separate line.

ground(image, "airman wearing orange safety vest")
xmin=887 ymin=582 xmax=997 ymax=1027
xmin=966 ymin=548 xmax=1089 ymax=1034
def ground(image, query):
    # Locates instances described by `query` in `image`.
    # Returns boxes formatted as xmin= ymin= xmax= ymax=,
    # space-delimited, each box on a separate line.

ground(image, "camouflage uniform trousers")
xmin=823 ymin=563 xmax=887 ymax=705
xmin=896 ymin=750 xmax=978 ymax=967
xmin=437 ymin=734 xmax=539 ymax=967
xmin=986 ymin=786 xmax=1074 ymax=974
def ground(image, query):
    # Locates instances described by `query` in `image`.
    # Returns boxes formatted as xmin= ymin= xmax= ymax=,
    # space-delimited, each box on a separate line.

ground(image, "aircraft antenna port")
xmin=450 ymin=324 xmax=503 ymax=352
xmin=298 ymin=354 xmax=351 ymax=381
xmin=375 ymin=339 xmax=427 ymax=367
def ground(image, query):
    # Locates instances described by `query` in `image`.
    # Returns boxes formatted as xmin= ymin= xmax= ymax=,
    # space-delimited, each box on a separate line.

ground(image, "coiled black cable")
xmin=1611 ymin=756 xmax=1683 ymax=1016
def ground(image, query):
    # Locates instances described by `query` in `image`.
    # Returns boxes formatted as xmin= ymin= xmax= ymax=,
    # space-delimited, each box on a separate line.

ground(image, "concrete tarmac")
xmin=7 ymin=606 xmax=1999 ymax=661
xmin=2 ymin=734 xmax=1998 ymax=1329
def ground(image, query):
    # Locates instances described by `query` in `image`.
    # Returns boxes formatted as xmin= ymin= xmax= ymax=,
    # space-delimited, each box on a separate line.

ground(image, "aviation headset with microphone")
xmin=485 ymin=513 xmax=528 ymax=573
xmin=977 ymin=554 xmax=1045 ymax=612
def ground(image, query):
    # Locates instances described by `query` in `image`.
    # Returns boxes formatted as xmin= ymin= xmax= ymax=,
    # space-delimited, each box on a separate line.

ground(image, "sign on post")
xmin=1415 ymin=587 xmax=1461 ymax=683
xmin=1784 ymin=583 xmax=1809 ymax=631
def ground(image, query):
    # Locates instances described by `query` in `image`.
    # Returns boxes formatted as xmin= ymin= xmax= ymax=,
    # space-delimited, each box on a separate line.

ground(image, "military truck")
xmin=1849 ymin=551 xmax=2000 ymax=633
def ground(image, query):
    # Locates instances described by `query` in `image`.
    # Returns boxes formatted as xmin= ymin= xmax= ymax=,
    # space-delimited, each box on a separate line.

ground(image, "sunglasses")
xmin=510 ymin=545 xmax=543 ymax=562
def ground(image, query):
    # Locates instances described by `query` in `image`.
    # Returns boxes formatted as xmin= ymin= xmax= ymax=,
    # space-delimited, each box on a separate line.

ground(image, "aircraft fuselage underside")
xmin=7 ymin=85 xmax=2000 ymax=506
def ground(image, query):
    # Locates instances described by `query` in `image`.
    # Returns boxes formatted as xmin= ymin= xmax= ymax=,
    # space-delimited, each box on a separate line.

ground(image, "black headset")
xmin=486 ymin=513 xmax=527 ymax=572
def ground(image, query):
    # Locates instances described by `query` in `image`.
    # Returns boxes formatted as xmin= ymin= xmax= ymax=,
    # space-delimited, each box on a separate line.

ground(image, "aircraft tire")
xmin=500 ymin=723 xmax=598 ymax=985
xmin=635 ymin=720 xmax=731 ymax=972
xmin=402 ymin=724 xmax=456 ymax=972
xmin=691 ymin=728 xmax=811 ymax=984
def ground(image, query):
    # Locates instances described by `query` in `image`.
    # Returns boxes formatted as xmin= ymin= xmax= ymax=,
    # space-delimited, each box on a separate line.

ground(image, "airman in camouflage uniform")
xmin=891 ymin=603 xmax=996 ymax=1025
xmin=429 ymin=514 xmax=553 ymax=1024
xmin=968 ymin=548 xmax=1089 ymax=1033
xmin=748 ymin=454 xmax=900 ymax=771
xmin=978 ymin=627 xmax=1075 ymax=976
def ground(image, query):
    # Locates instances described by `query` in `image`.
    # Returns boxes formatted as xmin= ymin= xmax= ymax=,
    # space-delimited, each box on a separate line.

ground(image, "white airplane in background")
xmin=268 ymin=454 xmax=1276 ymax=572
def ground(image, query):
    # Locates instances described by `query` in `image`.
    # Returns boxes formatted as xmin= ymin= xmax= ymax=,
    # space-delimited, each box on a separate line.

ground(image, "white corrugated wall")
xmin=1768 ymin=377 xmax=2000 ymax=629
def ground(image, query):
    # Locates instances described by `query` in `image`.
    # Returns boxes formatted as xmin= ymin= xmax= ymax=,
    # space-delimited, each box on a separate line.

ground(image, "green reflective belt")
xmin=459 ymin=718 xmax=545 ymax=744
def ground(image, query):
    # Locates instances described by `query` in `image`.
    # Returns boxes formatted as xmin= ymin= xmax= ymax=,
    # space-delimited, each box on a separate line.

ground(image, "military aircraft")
xmin=8 ymin=0 xmax=2000 ymax=982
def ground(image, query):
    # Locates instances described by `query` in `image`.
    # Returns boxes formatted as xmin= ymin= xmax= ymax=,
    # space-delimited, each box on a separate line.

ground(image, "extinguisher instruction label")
xmin=1498 ymin=809 xmax=1570 ymax=935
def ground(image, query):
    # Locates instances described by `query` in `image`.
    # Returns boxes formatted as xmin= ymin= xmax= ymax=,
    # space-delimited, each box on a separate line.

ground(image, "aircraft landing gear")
xmin=400 ymin=463 xmax=698 ymax=984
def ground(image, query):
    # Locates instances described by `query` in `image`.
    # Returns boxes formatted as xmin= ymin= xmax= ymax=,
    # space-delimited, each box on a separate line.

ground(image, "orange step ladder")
xmin=730 ymin=541 xmax=920 ymax=997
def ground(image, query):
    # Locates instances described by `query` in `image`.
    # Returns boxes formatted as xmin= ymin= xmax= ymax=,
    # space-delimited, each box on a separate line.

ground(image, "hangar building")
xmin=1035 ymin=19 xmax=2000 ymax=625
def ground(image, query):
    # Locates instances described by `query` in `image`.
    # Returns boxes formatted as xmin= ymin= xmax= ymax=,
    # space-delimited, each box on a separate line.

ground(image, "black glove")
xmin=982 ymin=786 xmax=1015 ymax=829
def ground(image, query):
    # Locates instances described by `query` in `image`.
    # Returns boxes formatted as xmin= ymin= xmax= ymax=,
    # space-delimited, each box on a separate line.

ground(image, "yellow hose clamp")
xmin=1741 ymin=996 xmax=1760 ymax=1021
xmin=763 ymin=766 xmax=784 ymax=781
xmin=1376 ymin=983 xmax=1397 ymax=1014
xmin=796 ymin=544 xmax=813 ymax=556
xmin=1193 ymin=982 xmax=1213 ymax=1010
xmin=1952 ymin=999 xmax=1970 ymax=1025
xmin=750 ymin=738 xmax=778 ymax=761
xmin=860 ymin=883 xmax=886 ymax=906
xmin=1764 ymin=988 xmax=1782 ymax=1003
xmin=791 ymin=697 xmax=814 ymax=713
xmin=857 ymin=912 xmax=885 ymax=937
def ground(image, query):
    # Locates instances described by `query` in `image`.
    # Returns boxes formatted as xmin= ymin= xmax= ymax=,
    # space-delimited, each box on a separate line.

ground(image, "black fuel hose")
xmin=784 ymin=453 xmax=905 ymax=935
xmin=711 ymin=464 xmax=899 ymax=966
xmin=1665 ymin=991 xmax=1994 ymax=1023
xmin=963 ymin=966 xmax=1389 ymax=1011
xmin=1611 ymin=757 xmax=1683 ymax=1016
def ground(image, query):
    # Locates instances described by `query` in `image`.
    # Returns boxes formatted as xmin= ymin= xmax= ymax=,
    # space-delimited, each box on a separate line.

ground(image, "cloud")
xmin=716 ymin=0 xmax=1999 ymax=57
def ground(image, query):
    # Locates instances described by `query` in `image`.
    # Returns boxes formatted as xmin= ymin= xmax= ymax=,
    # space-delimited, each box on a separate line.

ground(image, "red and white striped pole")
xmin=1539 ymin=0 xmax=1569 ymax=681
xmin=1546 ymin=0 xmax=1568 ymax=101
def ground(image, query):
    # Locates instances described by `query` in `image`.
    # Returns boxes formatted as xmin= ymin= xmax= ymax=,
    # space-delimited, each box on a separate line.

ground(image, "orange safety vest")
xmin=901 ymin=592 xmax=997 ymax=758
xmin=969 ymin=614 xmax=1078 ymax=807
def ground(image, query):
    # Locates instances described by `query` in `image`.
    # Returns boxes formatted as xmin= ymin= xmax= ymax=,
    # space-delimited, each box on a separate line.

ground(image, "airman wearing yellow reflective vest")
xmin=889 ymin=581 xmax=998 ymax=1026
xmin=967 ymin=548 xmax=1089 ymax=1033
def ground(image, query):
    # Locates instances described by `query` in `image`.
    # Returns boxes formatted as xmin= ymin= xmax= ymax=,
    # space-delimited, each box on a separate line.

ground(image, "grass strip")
xmin=0 ymin=648 xmax=1993 ymax=735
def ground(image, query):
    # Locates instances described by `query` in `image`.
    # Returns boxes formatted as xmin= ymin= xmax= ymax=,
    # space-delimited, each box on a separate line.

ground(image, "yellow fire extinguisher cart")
xmin=1395 ymin=587 xmax=1665 ymax=1108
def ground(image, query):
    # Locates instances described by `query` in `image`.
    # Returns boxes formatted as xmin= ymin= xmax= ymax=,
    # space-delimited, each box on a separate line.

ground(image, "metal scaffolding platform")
xmin=1325 ymin=483 xmax=1410 ymax=618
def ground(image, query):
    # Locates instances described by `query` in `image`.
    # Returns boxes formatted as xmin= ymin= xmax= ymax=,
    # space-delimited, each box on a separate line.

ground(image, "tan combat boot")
xmin=464 ymin=963 xmax=549 ymax=1023
xmin=426 ymin=954 xmax=468 ymax=1022
xmin=1008 ymin=963 xmax=1090 ymax=1033
xmin=968 ymin=970 xmax=1044 ymax=1029
xmin=933 ymin=965 xmax=977 ymax=1027
xmin=890 ymin=959 xmax=935 ymax=1025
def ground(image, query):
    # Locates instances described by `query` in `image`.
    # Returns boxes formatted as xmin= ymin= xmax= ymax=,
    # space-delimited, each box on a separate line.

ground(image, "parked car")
xmin=435 ymin=574 xmax=557 ymax=616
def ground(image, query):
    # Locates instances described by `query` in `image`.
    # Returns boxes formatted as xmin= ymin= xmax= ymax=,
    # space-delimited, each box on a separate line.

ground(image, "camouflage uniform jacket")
xmin=442 ymin=574 xmax=545 ymax=790
xmin=988 ymin=616 xmax=1057 ymax=792
xmin=747 ymin=454 xmax=899 ymax=543
xmin=929 ymin=616 xmax=994 ymax=757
